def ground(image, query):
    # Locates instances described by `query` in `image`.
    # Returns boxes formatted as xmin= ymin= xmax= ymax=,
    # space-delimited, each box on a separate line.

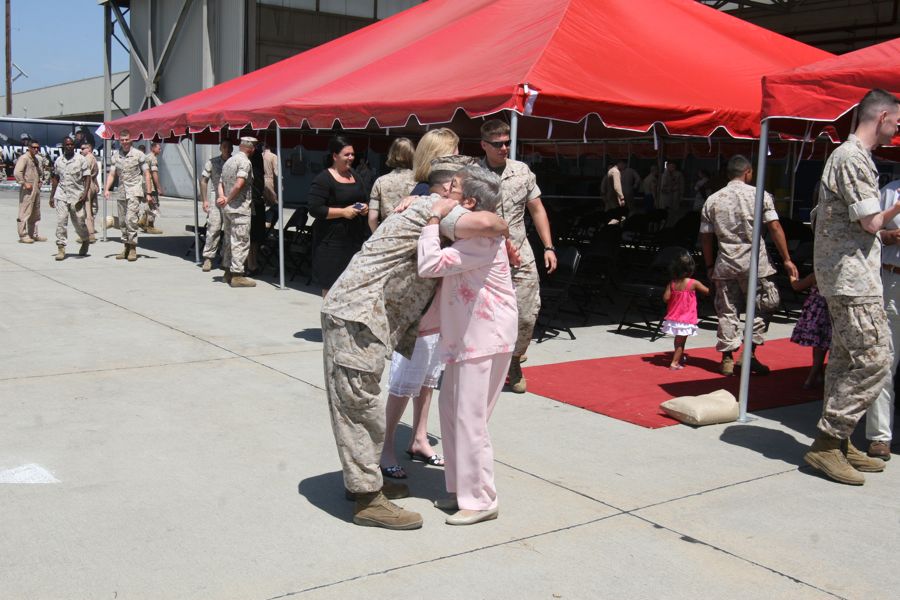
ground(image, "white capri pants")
xmin=388 ymin=333 xmax=444 ymax=397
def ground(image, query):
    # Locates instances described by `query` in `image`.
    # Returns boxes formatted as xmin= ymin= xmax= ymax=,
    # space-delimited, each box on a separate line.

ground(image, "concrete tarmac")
xmin=1 ymin=191 xmax=896 ymax=600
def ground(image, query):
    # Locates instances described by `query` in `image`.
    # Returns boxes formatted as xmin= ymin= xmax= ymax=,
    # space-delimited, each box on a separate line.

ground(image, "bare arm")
xmin=663 ymin=284 xmax=671 ymax=303
xmin=860 ymin=203 xmax=900 ymax=234
xmin=104 ymin=166 xmax=117 ymax=198
xmin=49 ymin=175 xmax=59 ymax=206
xmin=368 ymin=208 xmax=380 ymax=233
xmin=454 ymin=211 xmax=508 ymax=240
xmin=692 ymin=279 xmax=710 ymax=296
xmin=217 ymin=177 xmax=246 ymax=207
xmin=881 ymin=228 xmax=900 ymax=246
xmin=199 ymin=176 xmax=209 ymax=211
xmin=526 ymin=198 xmax=557 ymax=273
xmin=765 ymin=220 xmax=798 ymax=279
xmin=790 ymin=272 xmax=817 ymax=292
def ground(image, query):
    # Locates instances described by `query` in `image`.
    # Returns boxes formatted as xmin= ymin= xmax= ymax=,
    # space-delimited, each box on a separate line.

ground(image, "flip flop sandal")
xmin=406 ymin=451 xmax=445 ymax=467
xmin=380 ymin=465 xmax=407 ymax=479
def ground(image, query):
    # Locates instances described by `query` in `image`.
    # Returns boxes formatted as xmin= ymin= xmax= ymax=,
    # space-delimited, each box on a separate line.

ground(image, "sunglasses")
xmin=483 ymin=139 xmax=511 ymax=149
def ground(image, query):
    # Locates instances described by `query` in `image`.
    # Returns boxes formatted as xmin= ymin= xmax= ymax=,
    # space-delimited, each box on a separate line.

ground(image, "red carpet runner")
xmin=522 ymin=338 xmax=822 ymax=428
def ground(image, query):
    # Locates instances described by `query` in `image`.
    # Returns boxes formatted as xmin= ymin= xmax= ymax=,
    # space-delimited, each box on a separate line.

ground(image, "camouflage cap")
xmin=429 ymin=154 xmax=476 ymax=173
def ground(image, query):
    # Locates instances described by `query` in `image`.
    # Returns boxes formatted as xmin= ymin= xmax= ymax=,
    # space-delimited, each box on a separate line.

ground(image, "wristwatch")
xmin=544 ymin=246 xmax=556 ymax=252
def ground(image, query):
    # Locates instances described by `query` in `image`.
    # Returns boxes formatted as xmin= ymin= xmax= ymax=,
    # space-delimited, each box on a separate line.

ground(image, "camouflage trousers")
xmin=84 ymin=185 xmax=98 ymax=236
xmin=54 ymin=199 xmax=89 ymax=247
xmin=819 ymin=295 xmax=892 ymax=439
xmin=512 ymin=260 xmax=541 ymax=357
xmin=201 ymin=204 xmax=224 ymax=260
xmin=17 ymin=185 xmax=41 ymax=239
xmin=712 ymin=276 xmax=779 ymax=352
xmin=117 ymin=194 xmax=141 ymax=245
xmin=322 ymin=313 xmax=388 ymax=493
xmin=222 ymin=212 xmax=250 ymax=274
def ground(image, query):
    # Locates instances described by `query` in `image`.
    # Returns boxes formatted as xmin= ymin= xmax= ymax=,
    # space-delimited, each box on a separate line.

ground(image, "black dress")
xmin=308 ymin=168 xmax=368 ymax=288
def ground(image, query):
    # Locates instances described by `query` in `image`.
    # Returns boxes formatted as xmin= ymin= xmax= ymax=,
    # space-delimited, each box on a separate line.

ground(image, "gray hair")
xmin=458 ymin=165 xmax=502 ymax=213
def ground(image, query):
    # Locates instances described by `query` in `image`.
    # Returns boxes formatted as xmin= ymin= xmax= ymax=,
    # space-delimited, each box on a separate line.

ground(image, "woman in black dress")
xmin=308 ymin=135 xmax=369 ymax=295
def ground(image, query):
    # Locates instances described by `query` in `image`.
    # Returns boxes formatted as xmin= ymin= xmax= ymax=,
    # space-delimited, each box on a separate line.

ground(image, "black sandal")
xmin=380 ymin=465 xmax=407 ymax=479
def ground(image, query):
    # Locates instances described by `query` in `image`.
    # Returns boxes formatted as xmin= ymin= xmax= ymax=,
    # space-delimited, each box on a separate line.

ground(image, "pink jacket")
xmin=417 ymin=224 xmax=518 ymax=364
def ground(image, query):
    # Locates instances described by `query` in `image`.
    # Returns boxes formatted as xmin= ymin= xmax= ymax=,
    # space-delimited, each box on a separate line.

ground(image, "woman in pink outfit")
xmin=417 ymin=165 xmax=518 ymax=526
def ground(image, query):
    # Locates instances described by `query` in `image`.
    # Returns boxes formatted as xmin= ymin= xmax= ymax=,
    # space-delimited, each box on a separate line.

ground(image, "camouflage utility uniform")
xmin=201 ymin=155 xmax=227 ymax=260
xmin=13 ymin=152 xmax=43 ymax=240
xmin=321 ymin=197 xmax=462 ymax=493
xmin=110 ymin=147 xmax=148 ymax=246
xmin=700 ymin=179 xmax=781 ymax=352
xmin=478 ymin=158 xmax=541 ymax=357
xmin=51 ymin=153 xmax=91 ymax=247
xmin=814 ymin=134 xmax=892 ymax=439
xmin=142 ymin=150 xmax=161 ymax=227
xmin=369 ymin=168 xmax=416 ymax=224
xmin=220 ymin=152 xmax=254 ymax=274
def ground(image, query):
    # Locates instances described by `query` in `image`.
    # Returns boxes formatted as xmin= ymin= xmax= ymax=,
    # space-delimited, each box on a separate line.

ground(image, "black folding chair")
xmin=535 ymin=245 xmax=582 ymax=343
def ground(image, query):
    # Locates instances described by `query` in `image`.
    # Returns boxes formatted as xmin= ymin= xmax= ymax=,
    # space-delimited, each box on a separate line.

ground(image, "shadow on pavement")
xmin=297 ymin=471 xmax=353 ymax=523
xmin=294 ymin=329 xmax=322 ymax=343
xmin=719 ymin=424 xmax=808 ymax=466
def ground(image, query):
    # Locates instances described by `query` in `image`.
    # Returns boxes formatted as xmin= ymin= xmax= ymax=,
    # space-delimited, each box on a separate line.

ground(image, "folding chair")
xmin=535 ymin=245 xmax=582 ymax=343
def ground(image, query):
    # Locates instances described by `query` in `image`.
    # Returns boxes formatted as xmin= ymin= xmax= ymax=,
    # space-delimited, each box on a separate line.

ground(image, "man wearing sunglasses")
xmin=105 ymin=130 xmax=152 ymax=261
xmin=478 ymin=119 xmax=556 ymax=394
xmin=49 ymin=137 xmax=92 ymax=260
xmin=13 ymin=138 xmax=46 ymax=243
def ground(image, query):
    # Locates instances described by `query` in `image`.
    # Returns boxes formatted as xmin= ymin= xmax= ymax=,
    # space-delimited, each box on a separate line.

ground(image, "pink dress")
xmin=662 ymin=278 xmax=699 ymax=337
xmin=417 ymin=224 xmax=518 ymax=511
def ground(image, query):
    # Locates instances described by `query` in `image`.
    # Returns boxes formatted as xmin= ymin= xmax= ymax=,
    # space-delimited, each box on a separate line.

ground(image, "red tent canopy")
xmin=762 ymin=38 xmax=900 ymax=143
xmin=104 ymin=0 xmax=830 ymax=141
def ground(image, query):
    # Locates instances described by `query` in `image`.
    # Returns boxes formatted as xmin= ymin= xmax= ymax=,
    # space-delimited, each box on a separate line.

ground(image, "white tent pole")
xmin=509 ymin=111 xmax=519 ymax=161
xmin=738 ymin=118 xmax=770 ymax=422
xmin=192 ymin=134 xmax=200 ymax=265
xmin=101 ymin=138 xmax=109 ymax=242
xmin=277 ymin=124 xmax=285 ymax=290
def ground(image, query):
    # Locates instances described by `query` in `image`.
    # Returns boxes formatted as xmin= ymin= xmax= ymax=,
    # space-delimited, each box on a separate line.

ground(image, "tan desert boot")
xmin=721 ymin=356 xmax=735 ymax=376
xmin=18 ymin=236 xmax=34 ymax=244
xmin=804 ymin=434 xmax=865 ymax=485
xmin=353 ymin=491 xmax=422 ymax=530
xmin=32 ymin=235 xmax=47 ymax=242
xmin=201 ymin=258 xmax=212 ymax=272
xmin=115 ymin=244 xmax=129 ymax=260
xmin=842 ymin=439 xmax=886 ymax=473
xmin=229 ymin=275 xmax=256 ymax=288
xmin=145 ymin=225 xmax=163 ymax=234
xmin=508 ymin=356 xmax=526 ymax=393
xmin=127 ymin=245 xmax=138 ymax=261
xmin=55 ymin=246 xmax=65 ymax=261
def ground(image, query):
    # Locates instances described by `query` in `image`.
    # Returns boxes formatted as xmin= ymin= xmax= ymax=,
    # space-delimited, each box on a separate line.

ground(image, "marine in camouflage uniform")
xmin=322 ymin=166 xmax=507 ymax=528
xmin=699 ymin=156 xmax=796 ymax=376
xmin=49 ymin=140 xmax=91 ymax=259
xmin=81 ymin=144 xmax=100 ymax=242
xmin=140 ymin=143 xmax=163 ymax=234
xmin=805 ymin=91 xmax=900 ymax=485
xmin=218 ymin=138 xmax=256 ymax=286
xmin=13 ymin=142 xmax=44 ymax=243
xmin=199 ymin=141 xmax=232 ymax=271
xmin=478 ymin=119 xmax=556 ymax=393
xmin=368 ymin=167 xmax=416 ymax=227
xmin=105 ymin=133 xmax=151 ymax=259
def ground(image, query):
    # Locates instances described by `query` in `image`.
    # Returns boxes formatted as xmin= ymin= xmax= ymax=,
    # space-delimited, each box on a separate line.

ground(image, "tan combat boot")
xmin=804 ymin=433 xmax=865 ymax=485
xmin=353 ymin=491 xmax=423 ymax=530
xmin=345 ymin=479 xmax=410 ymax=501
xmin=145 ymin=224 xmax=163 ymax=234
xmin=127 ymin=245 xmax=138 ymax=262
xmin=32 ymin=235 xmax=47 ymax=242
xmin=55 ymin=246 xmax=65 ymax=261
xmin=721 ymin=355 xmax=735 ymax=376
xmin=229 ymin=275 xmax=256 ymax=288
xmin=842 ymin=439 xmax=886 ymax=473
xmin=78 ymin=240 xmax=90 ymax=256
xmin=115 ymin=244 xmax=129 ymax=260
xmin=18 ymin=236 xmax=34 ymax=244
xmin=508 ymin=356 xmax=527 ymax=393
xmin=201 ymin=258 xmax=212 ymax=272
xmin=138 ymin=215 xmax=147 ymax=232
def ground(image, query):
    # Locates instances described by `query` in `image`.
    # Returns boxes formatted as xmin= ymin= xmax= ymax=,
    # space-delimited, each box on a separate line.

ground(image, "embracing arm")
xmin=418 ymin=224 xmax=497 ymax=278
xmin=454 ymin=211 xmax=508 ymax=240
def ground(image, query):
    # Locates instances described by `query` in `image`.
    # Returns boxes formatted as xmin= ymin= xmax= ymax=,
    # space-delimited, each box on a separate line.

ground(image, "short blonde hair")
xmin=412 ymin=128 xmax=459 ymax=183
xmin=386 ymin=137 xmax=415 ymax=170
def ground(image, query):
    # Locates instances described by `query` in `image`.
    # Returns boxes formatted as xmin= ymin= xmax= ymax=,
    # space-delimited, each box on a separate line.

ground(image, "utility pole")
xmin=5 ymin=0 xmax=11 ymax=115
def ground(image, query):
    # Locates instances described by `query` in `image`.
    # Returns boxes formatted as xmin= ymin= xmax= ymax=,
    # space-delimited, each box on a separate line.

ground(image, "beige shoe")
xmin=32 ymin=235 xmax=47 ymax=242
xmin=138 ymin=215 xmax=147 ymax=231
xmin=55 ymin=246 xmax=65 ymax=261
xmin=78 ymin=241 xmax=90 ymax=256
xmin=721 ymin=356 xmax=735 ymax=376
xmin=345 ymin=480 xmax=409 ymax=501
xmin=201 ymin=258 xmax=212 ymax=272
xmin=353 ymin=492 xmax=423 ymax=530
xmin=145 ymin=226 xmax=163 ymax=234
xmin=446 ymin=506 xmax=499 ymax=526
xmin=18 ymin=236 xmax=34 ymax=244
xmin=842 ymin=439 xmax=886 ymax=472
xmin=804 ymin=434 xmax=865 ymax=485
xmin=115 ymin=244 xmax=129 ymax=260
xmin=229 ymin=275 xmax=256 ymax=288
xmin=127 ymin=245 xmax=138 ymax=262
xmin=508 ymin=356 xmax=527 ymax=393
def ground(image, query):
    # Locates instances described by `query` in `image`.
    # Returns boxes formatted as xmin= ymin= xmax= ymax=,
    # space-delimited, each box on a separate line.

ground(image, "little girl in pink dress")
xmin=417 ymin=166 xmax=517 ymax=526
xmin=662 ymin=250 xmax=709 ymax=370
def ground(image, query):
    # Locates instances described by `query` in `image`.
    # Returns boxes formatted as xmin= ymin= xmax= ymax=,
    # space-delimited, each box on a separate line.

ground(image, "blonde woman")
xmin=410 ymin=128 xmax=459 ymax=196
xmin=368 ymin=137 xmax=416 ymax=233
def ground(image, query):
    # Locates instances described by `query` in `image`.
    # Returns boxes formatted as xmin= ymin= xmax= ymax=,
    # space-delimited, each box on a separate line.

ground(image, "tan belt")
xmin=883 ymin=263 xmax=900 ymax=275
